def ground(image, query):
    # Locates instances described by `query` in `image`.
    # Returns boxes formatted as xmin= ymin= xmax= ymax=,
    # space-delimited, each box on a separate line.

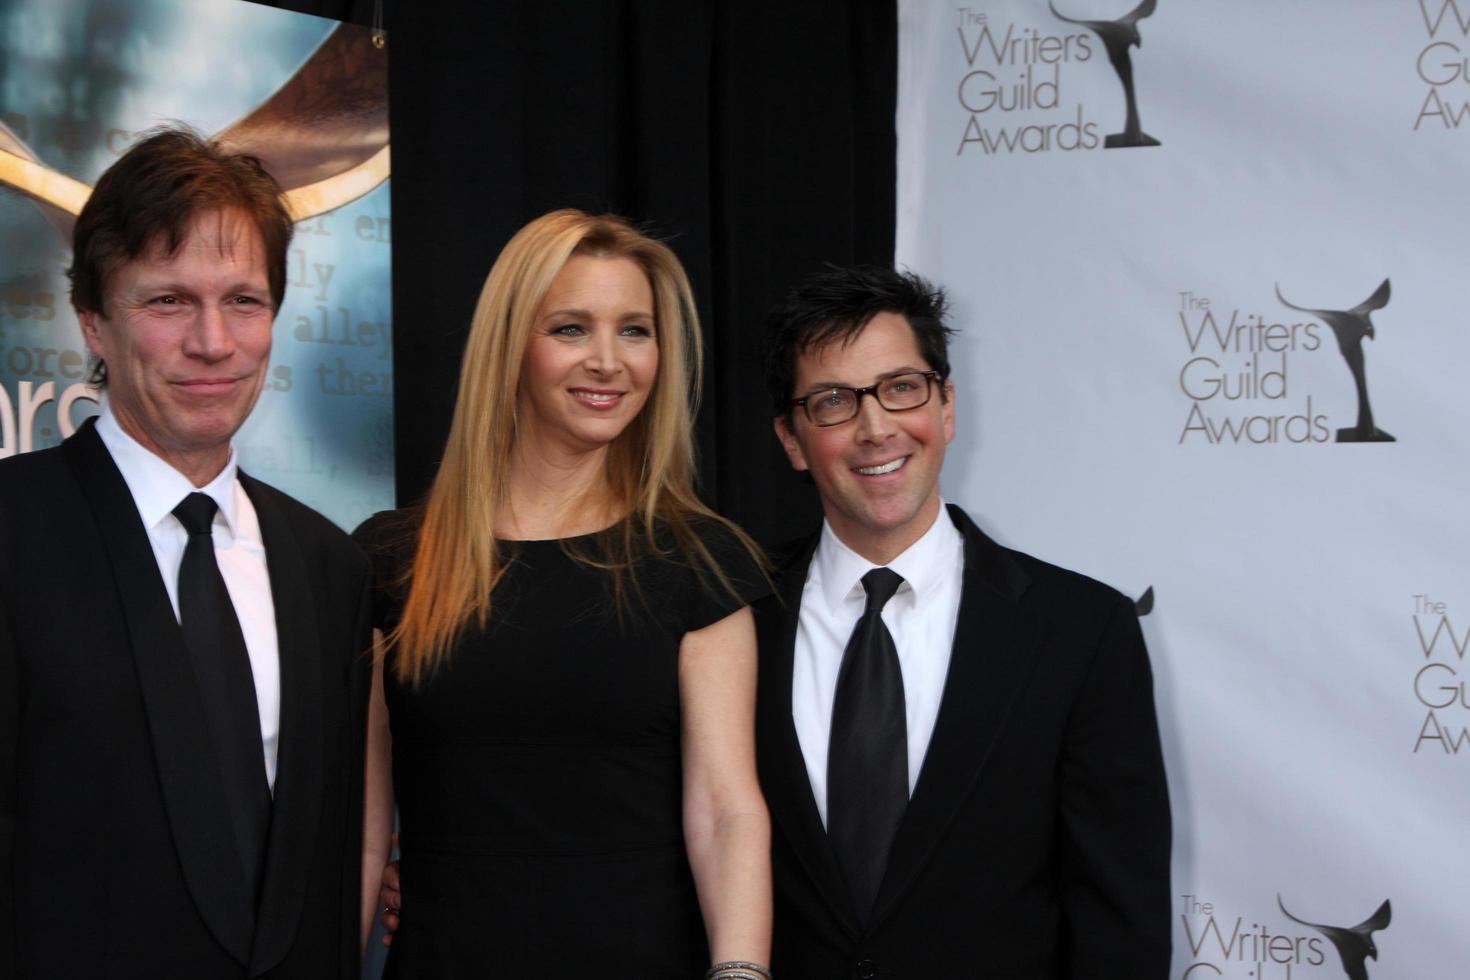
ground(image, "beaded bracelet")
xmin=705 ymin=962 xmax=772 ymax=980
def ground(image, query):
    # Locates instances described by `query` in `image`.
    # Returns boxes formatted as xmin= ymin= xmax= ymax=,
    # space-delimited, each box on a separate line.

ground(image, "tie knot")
xmin=860 ymin=567 xmax=905 ymax=613
xmin=173 ymin=492 xmax=220 ymax=536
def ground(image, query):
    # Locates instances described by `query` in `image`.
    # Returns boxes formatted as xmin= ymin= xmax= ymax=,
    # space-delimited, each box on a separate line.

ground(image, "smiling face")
xmin=517 ymin=253 xmax=659 ymax=458
xmin=79 ymin=209 xmax=275 ymax=485
xmin=775 ymin=311 xmax=955 ymax=564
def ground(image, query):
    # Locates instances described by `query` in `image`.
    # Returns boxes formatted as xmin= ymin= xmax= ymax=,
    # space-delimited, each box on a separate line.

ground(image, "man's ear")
xmin=773 ymin=415 xmax=809 ymax=472
xmin=941 ymin=379 xmax=956 ymax=445
xmin=77 ymin=308 xmax=104 ymax=358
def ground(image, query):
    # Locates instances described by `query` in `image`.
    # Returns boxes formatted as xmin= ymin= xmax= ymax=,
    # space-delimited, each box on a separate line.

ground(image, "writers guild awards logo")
xmin=1414 ymin=0 xmax=1470 ymax=131
xmin=1179 ymin=891 xmax=1391 ymax=977
xmin=1410 ymin=593 xmax=1469 ymax=755
xmin=1277 ymin=896 xmax=1392 ymax=980
xmin=1275 ymin=279 xmax=1395 ymax=443
xmin=1049 ymin=0 xmax=1161 ymax=148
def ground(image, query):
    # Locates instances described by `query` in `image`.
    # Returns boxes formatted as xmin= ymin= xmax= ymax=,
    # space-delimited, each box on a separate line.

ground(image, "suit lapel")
xmin=755 ymin=536 xmax=862 ymax=938
xmin=242 ymin=475 xmax=325 ymax=977
xmin=868 ymin=505 xmax=1041 ymax=931
xmin=63 ymin=421 xmax=255 ymax=965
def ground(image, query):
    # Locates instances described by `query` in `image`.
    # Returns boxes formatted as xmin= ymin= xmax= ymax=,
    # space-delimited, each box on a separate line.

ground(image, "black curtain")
xmin=265 ymin=0 xmax=896 ymax=546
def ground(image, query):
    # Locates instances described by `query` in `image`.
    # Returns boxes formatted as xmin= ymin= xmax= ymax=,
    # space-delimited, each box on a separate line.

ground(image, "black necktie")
xmin=827 ymin=566 xmax=907 ymax=922
xmin=173 ymin=492 xmax=271 ymax=910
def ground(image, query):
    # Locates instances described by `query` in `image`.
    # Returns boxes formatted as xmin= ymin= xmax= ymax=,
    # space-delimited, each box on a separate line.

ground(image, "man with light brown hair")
xmin=0 ymin=128 xmax=371 ymax=979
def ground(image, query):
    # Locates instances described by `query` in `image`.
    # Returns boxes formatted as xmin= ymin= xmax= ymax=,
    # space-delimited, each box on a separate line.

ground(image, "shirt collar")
xmin=94 ymin=398 xmax=241 ymax=535
xmin=813 ymin=498 xmax=964 ymax=612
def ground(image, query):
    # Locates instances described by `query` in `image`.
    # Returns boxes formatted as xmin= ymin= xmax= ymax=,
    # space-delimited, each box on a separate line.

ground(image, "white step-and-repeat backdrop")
xmin=898 ymin=1 xmax=1470 ymax=975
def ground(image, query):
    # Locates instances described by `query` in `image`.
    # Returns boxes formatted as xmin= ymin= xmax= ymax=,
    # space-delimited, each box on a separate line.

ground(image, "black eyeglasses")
xmin=789 ymin=371 xmax=939 ymax=427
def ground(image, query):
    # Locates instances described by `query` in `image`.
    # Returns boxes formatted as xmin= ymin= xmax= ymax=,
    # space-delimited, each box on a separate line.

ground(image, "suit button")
xmin=855 ymin=960 xmax=878 ymax=979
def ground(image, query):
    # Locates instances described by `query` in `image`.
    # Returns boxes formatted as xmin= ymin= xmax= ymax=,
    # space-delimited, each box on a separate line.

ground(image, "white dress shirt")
xmin=792 ymin=501 xmax=966 ymax=826
xmin=95 ymin=403 xmax=281 ymax=792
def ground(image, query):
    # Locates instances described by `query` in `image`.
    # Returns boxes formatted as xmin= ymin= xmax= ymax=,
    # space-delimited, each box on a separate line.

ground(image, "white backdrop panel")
xmin=899 ymin=1 xmax=1470 ymax=975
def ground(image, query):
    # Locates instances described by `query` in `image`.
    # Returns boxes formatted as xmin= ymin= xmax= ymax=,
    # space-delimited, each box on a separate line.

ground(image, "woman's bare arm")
xmin=359 ymin=631 xmax=395 ymax=954
xmin=679 ymin=606 xmax=772 ymax=966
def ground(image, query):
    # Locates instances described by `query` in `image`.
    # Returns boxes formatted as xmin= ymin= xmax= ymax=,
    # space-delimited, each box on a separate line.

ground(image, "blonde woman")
xmin=355 ymin=210 xmax=772 ymax=978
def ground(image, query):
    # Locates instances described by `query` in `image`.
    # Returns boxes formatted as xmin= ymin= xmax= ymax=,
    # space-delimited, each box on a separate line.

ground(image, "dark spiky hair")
xmin=758 ymin=265 xmax=954 ymax=417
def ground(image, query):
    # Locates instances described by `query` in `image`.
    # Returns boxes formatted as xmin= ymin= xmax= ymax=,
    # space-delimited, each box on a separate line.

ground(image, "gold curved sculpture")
xmin=282 ymin=145 xmax=391 ymax=222
xmin=0 ymin=147 xmax=91 ymax=214
xmin=0 ymin=23 xmax=389 ymax=232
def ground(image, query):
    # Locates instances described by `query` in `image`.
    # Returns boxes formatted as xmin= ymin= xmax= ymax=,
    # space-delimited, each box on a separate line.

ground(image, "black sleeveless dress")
xmin=354 ymin=512 xmax=769 ymax=979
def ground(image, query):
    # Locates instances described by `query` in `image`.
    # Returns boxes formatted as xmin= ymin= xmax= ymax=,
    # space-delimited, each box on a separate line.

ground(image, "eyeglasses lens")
xmin=806 ymin=373 xmax=932 ymax=425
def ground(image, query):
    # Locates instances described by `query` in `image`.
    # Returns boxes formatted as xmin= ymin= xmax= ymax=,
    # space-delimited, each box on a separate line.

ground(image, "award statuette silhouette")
xmin=1278 ymin=895 xmax=1391 ymax=980
xmin=1276 ymin=279 xmax=1395 ymax=443
xmin=1049 ymin=0 xmax=1161 ymax=148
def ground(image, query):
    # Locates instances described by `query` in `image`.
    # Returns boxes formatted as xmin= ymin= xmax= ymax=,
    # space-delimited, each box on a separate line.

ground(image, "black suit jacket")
xmin=0 ymin=420 xmax=372 ymax=979
xmin=755 ymin=504 xmax=1170 ymax=979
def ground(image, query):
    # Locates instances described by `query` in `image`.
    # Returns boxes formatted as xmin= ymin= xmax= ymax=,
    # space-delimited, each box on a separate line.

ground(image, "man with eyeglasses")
xmin=754 ymin=265 xmax=1171 ymax=978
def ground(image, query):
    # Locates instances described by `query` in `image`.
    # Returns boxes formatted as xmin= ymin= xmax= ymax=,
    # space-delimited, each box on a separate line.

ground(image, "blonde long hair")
xmin=391 ymin=209 xmax=763 ymax=684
